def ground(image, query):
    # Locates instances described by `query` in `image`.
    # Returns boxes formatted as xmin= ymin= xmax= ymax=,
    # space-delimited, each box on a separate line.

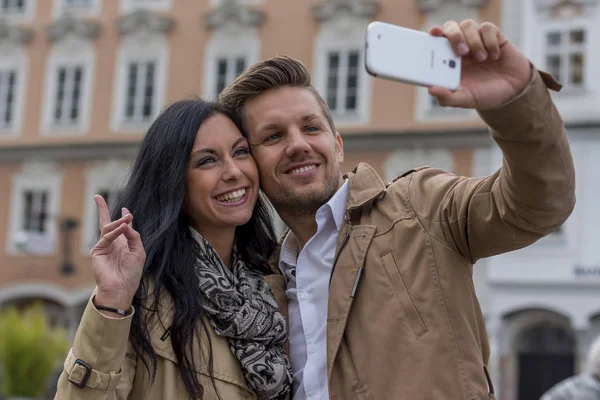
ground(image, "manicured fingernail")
xmin=475 ymin=50 xmax=487 ymax=62
xmin=457 ymin=43 xmax=469 ymax=55
xmin=122 ymin=207 xmax=129 ymax=216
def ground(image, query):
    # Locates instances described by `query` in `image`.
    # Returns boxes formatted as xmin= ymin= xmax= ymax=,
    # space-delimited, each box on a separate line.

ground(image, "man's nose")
xmin=285 ymin=129 xmax=311 ymax=158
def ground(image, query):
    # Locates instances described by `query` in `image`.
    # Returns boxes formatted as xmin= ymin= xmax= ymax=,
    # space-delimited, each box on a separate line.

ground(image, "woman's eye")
xmin=197 ymin=157 xmax=216 ymax=167
xmin=234 ymin=147 xmax=251 ymax=156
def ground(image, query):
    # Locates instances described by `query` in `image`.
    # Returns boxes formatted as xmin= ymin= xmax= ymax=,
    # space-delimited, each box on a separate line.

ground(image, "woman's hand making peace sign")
xmin=90 ymin=195 xmax=146 ymax=317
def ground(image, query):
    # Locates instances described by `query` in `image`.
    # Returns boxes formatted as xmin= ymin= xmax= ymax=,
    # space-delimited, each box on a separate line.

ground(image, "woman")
xmin=55 ymin=99 xmax=292 ymax=400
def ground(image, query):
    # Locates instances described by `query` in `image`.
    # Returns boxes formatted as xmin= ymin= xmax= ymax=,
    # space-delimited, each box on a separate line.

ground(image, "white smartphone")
xmin=365 ymin=21 xmax=461 ymax=91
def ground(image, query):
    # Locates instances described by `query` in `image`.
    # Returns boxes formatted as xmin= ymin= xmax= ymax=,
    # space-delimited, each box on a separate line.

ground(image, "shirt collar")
xmin=327 ymin=179 xmax=349 ymax=231
xmin=278 ymin=180 xmax=349 ymax=274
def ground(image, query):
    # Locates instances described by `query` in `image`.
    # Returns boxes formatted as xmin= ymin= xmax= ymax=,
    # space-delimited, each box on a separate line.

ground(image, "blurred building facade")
xmin=0 ymin=0 xmax=598 ymax=399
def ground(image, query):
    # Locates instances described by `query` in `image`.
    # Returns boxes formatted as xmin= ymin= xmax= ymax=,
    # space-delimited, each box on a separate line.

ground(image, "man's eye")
xmin=264 ymin=133 xmax=282 ymax=143
xmin=305 ymin=126 xmax=320 ymax=133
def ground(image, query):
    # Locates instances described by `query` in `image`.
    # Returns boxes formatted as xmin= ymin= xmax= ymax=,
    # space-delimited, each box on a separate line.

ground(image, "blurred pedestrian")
xmin=541 ymin=335 xmax=600 ymax=400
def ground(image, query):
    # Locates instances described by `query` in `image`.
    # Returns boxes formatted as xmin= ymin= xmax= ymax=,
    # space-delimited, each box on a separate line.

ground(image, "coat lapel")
xmin=326 ymin=224 xmax=376 ymax=380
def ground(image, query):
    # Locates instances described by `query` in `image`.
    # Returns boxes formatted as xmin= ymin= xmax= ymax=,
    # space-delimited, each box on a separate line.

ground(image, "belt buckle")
xmin=68 ymin=359 xmax=92 ymax=389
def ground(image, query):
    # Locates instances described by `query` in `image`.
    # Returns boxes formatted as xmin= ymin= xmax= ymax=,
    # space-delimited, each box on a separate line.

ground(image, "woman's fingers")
xmin=95 ymin=195 xmax=111 ymax=230
xmin=123 ymin=225 xmax=145 ymax=256
xmin=95 ymin=223 xmax=129 ymax=248
xmin=122 ymin=207 xmax=133 ymax=228
xmin=100 ymin=213 xmax=133 ymax=238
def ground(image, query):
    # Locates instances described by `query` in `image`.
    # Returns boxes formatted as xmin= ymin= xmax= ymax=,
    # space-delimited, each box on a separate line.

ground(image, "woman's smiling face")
xmin=184 ymin=113 xmax=259 ymax=235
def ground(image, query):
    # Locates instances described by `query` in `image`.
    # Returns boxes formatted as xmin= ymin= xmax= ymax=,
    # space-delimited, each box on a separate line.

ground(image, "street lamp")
xmin=59 ymin=217 xmax=79 ymax=276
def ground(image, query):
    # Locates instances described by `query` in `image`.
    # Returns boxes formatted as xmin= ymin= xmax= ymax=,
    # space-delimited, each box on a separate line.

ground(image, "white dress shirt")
xmin=279 ymin=180 xmax=349 ymax=400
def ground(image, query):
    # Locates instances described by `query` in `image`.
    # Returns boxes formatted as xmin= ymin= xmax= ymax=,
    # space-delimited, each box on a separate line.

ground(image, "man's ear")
xmin=335 ymin=131 xmax=344 ymax=163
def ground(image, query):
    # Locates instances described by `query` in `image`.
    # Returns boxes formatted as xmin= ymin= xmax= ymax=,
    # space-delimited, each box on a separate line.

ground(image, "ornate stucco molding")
xmin=115 ymin=8 xmax=175 ymax=35
xmin=311 ymin=0 xmax=379 ymax=21
xmin=0 ymin=20 xmax=34 ymax=45
xmin=204 ymin=0 xmax=266 ymax=29
xmin=46 ymin=14 xmax=100 ymax=42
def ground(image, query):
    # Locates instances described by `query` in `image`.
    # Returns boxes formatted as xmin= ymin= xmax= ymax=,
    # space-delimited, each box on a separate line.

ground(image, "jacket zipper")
xmin=328 ymin=226 xmax=352 ymax=289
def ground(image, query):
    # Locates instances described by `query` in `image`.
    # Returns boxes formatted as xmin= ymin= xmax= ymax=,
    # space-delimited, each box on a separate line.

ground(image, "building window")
xmin=112 ymin=32 xmax=167 ymax=132
xmin=7 ymin=162 xmax=62 ymax=255
xmin=215 ymin=56 xmax=246 ymax=96
xmin=0 ymin=0 xmax=34 ymax=21
xmin=313 ymin=15 xmax=372 ymax=127
xmin=123 ymin=60 xmax=156 ymax=124
xmin=22 ymin=190 xmax=49 ymax=234
xmin=0 ymin=45 xmax=27 ymax=137
xmin=0 ymin=69 xmax=17 ymax=131
xmin=203 ymin=24 xmax=259 ymax=101
xmin=41 ymin=38 xmax=95 ymax=135
xmin=1 ymin=0 xmax=26 ymax=14
xmin=545 ymin=28 xmax=586 ymax=89
xmin=325 ymin=50 xmax=360 ymax=114
xmin=52 ymin=65 xmax=84 ymax=126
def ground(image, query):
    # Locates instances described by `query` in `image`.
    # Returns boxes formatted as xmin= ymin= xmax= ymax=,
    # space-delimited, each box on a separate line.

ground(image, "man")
xmin=220 ymin=20 xmax=575 ymax=400
xmin=541 ymin=336 xmax=600 ymax=400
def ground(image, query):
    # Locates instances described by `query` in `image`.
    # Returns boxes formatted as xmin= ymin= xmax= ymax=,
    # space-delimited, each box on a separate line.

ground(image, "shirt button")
xmin=308 ymin=346 xmax=316 ymax=354
xmin=300 ymin=292 xmax=308 ymax=300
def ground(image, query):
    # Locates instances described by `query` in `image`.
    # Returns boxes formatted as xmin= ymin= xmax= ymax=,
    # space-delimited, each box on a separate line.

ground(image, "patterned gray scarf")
xmin=192 ymin=230 xmax=292 ymax=400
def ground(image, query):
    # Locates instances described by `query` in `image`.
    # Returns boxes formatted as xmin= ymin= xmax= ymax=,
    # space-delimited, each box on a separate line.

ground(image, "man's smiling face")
xmin=243 ymin=86 xmax=344 ymax=215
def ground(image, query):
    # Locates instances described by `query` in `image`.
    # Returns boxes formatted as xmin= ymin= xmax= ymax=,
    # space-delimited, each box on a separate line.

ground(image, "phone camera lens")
xmin=449 ymin=60 xmax=456 ymax=68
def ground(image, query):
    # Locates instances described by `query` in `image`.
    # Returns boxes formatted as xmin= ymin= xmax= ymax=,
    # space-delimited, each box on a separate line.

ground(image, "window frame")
xmin=0 ymin=44 xmax=27 ymax=138
xmin=7 ymin=163 xmax=63 ymax=256
xmin=0 ymin=0 xmax=35 ymax=22
xmin=541 ymin=21 xmax=588 ymax=92
xmin=322 ymin=48 xmax=362 ymax=117
xmin=111 ymin=33 xmax=168 ymax=133
xmin=41 ymin=37 xmax=95 ymax=136
xmin=313 ymin=16 xmax=372 ymax=127
xmin=203 ymin=25 xmax=259 ymax=101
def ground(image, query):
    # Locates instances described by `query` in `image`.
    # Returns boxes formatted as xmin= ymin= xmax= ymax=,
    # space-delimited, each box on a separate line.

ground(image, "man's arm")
xmin=409 ymin=66 xmax=574 ymax=263
xmin=402 ymin=19 xmax=575 ymax=263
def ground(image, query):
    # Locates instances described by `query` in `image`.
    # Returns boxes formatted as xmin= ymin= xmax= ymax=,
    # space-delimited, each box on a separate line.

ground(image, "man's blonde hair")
xmin=219 ymin=55 xmax=336 ymax=132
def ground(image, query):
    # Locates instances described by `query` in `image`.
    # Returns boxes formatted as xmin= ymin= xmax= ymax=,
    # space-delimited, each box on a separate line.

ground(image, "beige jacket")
xmin=54 ymin=275 xmax=289 ymax=399
xmin=307 ymin=68 xmax=575 ymax=400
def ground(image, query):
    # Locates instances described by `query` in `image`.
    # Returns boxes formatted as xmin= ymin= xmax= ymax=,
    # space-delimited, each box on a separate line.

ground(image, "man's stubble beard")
xmin=266 ymin=168 xmax=342 ymax=217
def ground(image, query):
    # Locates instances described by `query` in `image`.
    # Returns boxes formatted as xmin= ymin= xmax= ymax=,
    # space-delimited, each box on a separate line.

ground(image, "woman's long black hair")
xmin=110 ymin=98 xmax=277 ymax=398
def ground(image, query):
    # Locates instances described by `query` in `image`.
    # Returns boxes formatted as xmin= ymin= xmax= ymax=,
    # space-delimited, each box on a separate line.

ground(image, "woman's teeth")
xmin=216 ymin=188 xmax=246 ymax=203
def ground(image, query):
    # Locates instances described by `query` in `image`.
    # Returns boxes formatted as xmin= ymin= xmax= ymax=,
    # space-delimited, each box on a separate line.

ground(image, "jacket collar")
xmin=268 ymin=162 xmax=385 ymax=273
xmin=343 ymin=162 xmax=387 ymax=212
